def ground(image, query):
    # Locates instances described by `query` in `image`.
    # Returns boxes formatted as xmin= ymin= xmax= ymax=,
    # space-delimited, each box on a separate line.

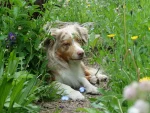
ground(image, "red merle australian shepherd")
xmin=43 ymin=23 xmax=108 ymax=100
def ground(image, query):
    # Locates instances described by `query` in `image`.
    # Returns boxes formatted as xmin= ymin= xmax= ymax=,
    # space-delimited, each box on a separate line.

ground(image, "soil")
xmin=39 ymin=82 xmax=108 ymax=113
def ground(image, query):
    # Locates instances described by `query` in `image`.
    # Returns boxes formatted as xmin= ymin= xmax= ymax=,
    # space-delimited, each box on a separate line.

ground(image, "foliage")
xmin=0 ymin=48 xmax=39 ymax=112
xmin=0 ymin=0 xmax=60 ymax=112
xmin=0 ymin=0 xmax=150 ymax=112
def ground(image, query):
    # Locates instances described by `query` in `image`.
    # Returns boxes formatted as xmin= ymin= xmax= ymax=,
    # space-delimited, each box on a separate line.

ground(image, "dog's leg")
xmin=81 ymin=62 xmax=108 ymax=84
xmin=84 ymin=66 xmax=98 ymax=84
xmin=87 ymin=67 xmax=108 ymax=83
xmin=80 ymin=77 xmax=99 ymax=94
xmin=55 ymin=82 xmax=85 ymax=100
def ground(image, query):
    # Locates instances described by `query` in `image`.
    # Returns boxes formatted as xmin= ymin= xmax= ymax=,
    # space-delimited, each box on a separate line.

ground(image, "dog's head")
xmin=44 ymin=24 xmax=88 ymax=62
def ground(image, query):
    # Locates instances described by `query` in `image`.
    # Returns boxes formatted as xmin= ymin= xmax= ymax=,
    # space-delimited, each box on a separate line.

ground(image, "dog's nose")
xmin=77 ymin=51 xmax=84 ymax=58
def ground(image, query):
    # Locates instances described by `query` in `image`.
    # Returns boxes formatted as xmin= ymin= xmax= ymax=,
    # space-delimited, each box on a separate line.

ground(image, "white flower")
xmin=123 ymin=82 xmax=138 ymax=100
xmin=134 ymin=100 xmax=150 ymax=113
xmin=128 ymin=107 xmax=140 ymax=113
xmin=61 ymin=96 xmax=69 ymax=101
xmin=139 ymin=81 xmax=150 ymax=92
xmin=79 ymin=87 xmax=85 ymax=93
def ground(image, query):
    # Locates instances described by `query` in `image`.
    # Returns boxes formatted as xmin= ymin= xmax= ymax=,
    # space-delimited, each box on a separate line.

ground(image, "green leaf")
xmin=15 ymin=76 xmax=36 ymax=105
xmin=8 ymin=78 xmax=25 ymax=112
xmin=23 ymin=104 xmax=40 ymax=113
xmin=0 ymin=35 xmax=7 ymax=40
xmin=0 ymin=49 xmax=4 ymax=78
xmin=77 ymin=107 xmax=102 ymax=113
xmin=13 ymin=7 xmax=19 ymax=18
xmin=14 ymin=0 xmax=26 ymax=7
xmin=0 ymin=78 xmax=13 ymax=113
xmin=6 ymin=51 xmax=19 ymax=78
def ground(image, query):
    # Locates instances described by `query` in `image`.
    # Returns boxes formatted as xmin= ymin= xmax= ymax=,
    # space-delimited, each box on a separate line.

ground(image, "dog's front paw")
xmin=86 ymin=85 xmax=99 ymax=94
xmin=68 ymin=90 xmax=85 ymax=100
xmin=96 ymin=74 xmax=108 ymax=82
xmin=89 ymin=75 xmax=97 ymax=84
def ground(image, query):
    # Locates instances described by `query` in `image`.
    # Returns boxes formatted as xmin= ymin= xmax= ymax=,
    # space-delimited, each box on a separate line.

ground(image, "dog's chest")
xmin=57 ymin=65 xmax=84 ymax=88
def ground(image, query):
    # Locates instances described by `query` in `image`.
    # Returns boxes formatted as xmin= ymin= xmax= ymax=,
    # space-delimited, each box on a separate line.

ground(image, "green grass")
xmin=0 ymin=0 xmax=150 ymax=112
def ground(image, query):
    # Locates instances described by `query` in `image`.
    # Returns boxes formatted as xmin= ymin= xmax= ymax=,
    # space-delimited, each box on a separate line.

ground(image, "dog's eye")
xmin=76 ymin=39 xmax=83 ymax=45
xmin=63 ymin=42 xmax=71 ymax=46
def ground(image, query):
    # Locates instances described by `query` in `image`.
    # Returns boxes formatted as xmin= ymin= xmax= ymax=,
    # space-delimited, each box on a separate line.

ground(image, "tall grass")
xmin=0 ymin=0 xmax=150 ymax=112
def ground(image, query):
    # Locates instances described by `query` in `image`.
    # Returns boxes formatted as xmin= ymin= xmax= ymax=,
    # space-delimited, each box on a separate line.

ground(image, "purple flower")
xmin=6 ymin=32 xmax=17 ymax=48
xmin=8 ymin=32 xmax=16 ymax=40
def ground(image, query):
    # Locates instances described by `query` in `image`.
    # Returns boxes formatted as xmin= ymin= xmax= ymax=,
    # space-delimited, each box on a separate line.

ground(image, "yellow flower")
xmin=87 ymin=4 xmax=90 ymax=7
xmin=123 ymin=5 xmax=126 ymax=9
xmin=107 ymin=34 xmax=116 ymax=38
xmin=131 ymin=36 xmax=138 ymax=40
xmin=139 ymin=77 xmax=150 ymax=82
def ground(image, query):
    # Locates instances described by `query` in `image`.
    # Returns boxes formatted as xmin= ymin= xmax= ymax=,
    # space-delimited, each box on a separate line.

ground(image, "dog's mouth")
xmin=71 ymin=55 xmax=85 ymax=61
xmin=71 ymin=58 xmax=83 ymax=60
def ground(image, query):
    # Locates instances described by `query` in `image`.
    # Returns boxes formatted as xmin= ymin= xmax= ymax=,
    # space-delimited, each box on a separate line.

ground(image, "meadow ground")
xmin=0 ymin=0 xmax=150 ymax=113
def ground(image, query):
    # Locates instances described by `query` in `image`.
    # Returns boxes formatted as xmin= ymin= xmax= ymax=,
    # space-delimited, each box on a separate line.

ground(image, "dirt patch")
xmin=39 ymin=82 xmax=107 ymax=113
xmin=39 ymin=95 xmax=90 ymax=113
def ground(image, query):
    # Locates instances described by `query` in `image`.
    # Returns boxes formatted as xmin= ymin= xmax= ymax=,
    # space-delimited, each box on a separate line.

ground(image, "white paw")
xmin=68 ymin=90 xmax=85 ymax=100
xmin=86 ymin=85 xmax=99 ymax=94
xmin=96 ymin=74 xmax=108 ymax=82
xmin=89 ymin=75 xmax=97 ymax=84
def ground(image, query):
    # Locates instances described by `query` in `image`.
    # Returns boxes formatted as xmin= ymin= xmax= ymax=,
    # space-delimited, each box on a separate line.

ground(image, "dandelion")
xmin=107 ymin=34 xmax=116 ymax=38
xmin=139 ymin=77 xmax=150 ymax=82
xmin=131 ymin=36 xmax=138 ymax=40
xmin=87 ymin=4 xmax=90 ymax=7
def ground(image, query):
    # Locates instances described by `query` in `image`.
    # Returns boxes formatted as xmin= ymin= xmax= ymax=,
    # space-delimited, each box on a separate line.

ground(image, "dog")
xmin=43 ymin=23 xmax=108 ymax=100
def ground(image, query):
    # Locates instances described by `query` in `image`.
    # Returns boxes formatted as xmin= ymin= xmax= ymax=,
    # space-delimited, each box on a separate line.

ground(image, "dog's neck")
xmin=68 ymin=60 xmax=82 ymax=68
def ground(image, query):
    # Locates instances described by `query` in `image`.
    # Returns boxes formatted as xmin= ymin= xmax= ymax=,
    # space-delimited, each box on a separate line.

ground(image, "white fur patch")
xmin=55 ymin=61 xmax=84 ymax=88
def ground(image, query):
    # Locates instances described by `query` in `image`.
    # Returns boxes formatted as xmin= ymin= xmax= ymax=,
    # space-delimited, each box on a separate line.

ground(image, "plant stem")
xmin=117 ymin=99 xmax=123 ymax=113
xmin=123 ymin=1 xmax=128 ymax=53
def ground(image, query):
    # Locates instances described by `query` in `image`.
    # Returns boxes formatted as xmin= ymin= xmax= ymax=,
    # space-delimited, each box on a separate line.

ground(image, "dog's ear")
xmin=75 ymin=25 xmax=88 ymax=44
xmin=43 ymin=28 xmax=60 ymax=50
xmin=50 ymin=28 xmax=59 ymax=37
xmin=42 ymin=38 xmax=55 ymax=50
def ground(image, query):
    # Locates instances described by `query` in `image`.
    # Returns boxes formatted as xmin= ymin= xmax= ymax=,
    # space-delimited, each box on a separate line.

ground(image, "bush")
xmin=0 ymin=0 xmax=60 ymax=112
